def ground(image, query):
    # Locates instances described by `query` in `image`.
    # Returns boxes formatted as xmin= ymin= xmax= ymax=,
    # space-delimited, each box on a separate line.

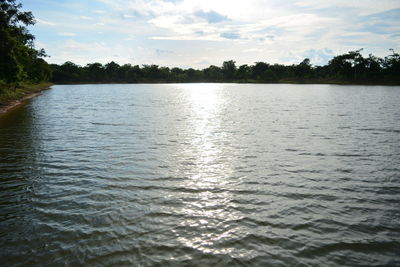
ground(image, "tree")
xmin=294 ymin=58 xmax=312 ymax=79
xmin=270 ymin=64 xmax=288 ymax=81
xmin=105 ymin=61 xmax=120 ymax=82
xmin=86 ymin=63 xmax=104 ymax=81
xmin=0 ymin=0 xmax=49 ymax=87
xmin=141 ymin=64 xmax=161 ymax=81
xmin=203 ymin=65 xmax=222 ymax=82
xmin=362 ymin=54 xmax=382 ymax=81
xmin=328 ymin=53 xmax=353 ymax=81
xmin=0 ymin=29 xmax=24 ymax=85
xmin=327 ymin=49 xmax=365 ymax=81
xmin=222 ymin=60 xmax=237 ymax=80
xmin=51 ymin=61 xmax=81 ymax=82
xmin=171 ymin=67 xmax=184 ymax=82
xmin=383 ymin=49 xmax=400 ymax=82
xmin=252 ymin=62 xmax=269 ymax=80
xmin=47 ymin=51 xmax=399 ymax=84
xmin=237 ymin=64 xmax=250 ymax=80
xmin=185 ymin=68 xmax=200 ymax=81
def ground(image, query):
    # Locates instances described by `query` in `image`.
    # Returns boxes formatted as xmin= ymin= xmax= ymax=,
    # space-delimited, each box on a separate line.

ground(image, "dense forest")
xmin=1 ymin=0 xmax=400 ymax=97
xmin=0 ymin=0 xmax=50 ymax=88
xmin=51 ymin=50 xmax=400 ymax=84
xmin=0 ymin=0 xmax=51 ymax=105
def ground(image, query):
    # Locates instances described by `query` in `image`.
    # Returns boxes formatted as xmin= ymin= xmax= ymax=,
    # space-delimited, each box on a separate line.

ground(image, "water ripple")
xmin=0 ymin=84 xmax=400 ymax=266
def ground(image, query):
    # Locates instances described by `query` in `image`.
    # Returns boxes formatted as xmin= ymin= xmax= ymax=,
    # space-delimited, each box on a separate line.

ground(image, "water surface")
xmin=0 ymin=84 xmax=399 ymax=266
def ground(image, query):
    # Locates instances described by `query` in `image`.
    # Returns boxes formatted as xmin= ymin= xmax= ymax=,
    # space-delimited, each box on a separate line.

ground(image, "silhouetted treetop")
xmin=49 ymin=50 xmax=400 ymax=85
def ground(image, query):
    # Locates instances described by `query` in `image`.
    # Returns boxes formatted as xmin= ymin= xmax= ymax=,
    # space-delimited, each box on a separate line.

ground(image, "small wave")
xmin=91 ymin=122 xmax=124 ymax=126
xmin=299 ymin=152 xmax=326 ymax=156
xmin=334 ymin=168 xmax=353 ymax=173
xmin=242 ymin=155 xmax=257 ymax=159
xmin=333 ymin=153 xmax=362 ymax=157
xmin=358 ymin=128 xmax=400 ymax=133
xmin=298 ymin=241 xmax=398 ymax=257
xmin=287 ymin=169 xmax=322 ymax=174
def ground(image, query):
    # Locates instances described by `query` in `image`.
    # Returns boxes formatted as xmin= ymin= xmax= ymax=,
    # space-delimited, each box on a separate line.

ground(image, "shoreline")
xmin=0 ymin=80 xmax=397 ymax=116
xmin=0 ymin=83 xmax=52 ymax=116
xmin=53 ymin=81 xmax=400 ymax=86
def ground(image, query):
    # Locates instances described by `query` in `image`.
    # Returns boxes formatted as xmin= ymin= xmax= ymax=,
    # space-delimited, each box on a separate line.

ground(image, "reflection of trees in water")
xmin=0 ymin=102 xmax=44 ymax=263
xmin=0 ymin=103 xmax=40 ymax=175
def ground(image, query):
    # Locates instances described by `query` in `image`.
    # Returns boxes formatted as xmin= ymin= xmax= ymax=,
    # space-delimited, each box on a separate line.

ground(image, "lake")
xmin=0 ymin=84 xmax=399 ymax=266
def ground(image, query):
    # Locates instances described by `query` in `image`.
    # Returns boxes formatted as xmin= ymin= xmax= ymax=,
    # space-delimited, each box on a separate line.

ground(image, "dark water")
xmin=0 ymin=84 xmax=399 ymax=266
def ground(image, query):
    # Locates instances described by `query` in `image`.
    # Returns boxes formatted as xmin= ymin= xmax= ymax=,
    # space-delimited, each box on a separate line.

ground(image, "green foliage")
xmin=252 ymin=62 xmax=269 ymax=80
xmin=0 ymin=0 xmax=50 ymax=90
xmin=49 ymin=49 xmax=400 ymax=85
xmin=0 ymin=25 xmax=25 ymax=85
xmin=383 ymin=49 xmax=400 ymax=83
xmin=222 ymin=60 xmax=237 ymax=80
xmin=0 ymin=81 xmax=52 ymax=104
xmin=203 ymin=65 xmax=222 ymax=82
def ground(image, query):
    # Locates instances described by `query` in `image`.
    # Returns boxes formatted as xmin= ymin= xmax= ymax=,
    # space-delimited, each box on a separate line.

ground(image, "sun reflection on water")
xmin=185 ymin=83 xmax=233 ymax=183
xmin=168 ymin=84 xmax=243 ymax=254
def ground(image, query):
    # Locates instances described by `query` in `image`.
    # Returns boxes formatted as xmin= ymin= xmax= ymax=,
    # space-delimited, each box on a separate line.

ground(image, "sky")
xmin=21 ymin=0 xmax=400 ymax=68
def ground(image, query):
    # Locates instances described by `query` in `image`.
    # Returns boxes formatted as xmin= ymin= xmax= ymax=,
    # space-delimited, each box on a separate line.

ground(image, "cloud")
xmin=58 ymin=32 xmax=77 ymax=36
xmin=244 ymin=48 xmax=264 ymax=53
xmin=156 ymin=49 xmax=174 ymax=56
xmin=355 ymin=8 xmax=400 ymax=35
xmin=43 ymin=40 xmax=138 ymax=65
xmin=30 ymin=0 xmax=400 ymax=68
xmin=254 ymin=26 xmax=285 ymax=35
xmin=220 ymin=32 xmax=240 ymax=39
xmin=79 ymin=16 xmax=93 ymax=20
xmin=295 ymin=0 xmax=400 ymax=14
xmin=36 ymin=18 xmax=56 ymax=26
xmin=302 ymin=49 xmax=335 ymax=65
xmin=194 ymin=10 xmax=230 ymax=23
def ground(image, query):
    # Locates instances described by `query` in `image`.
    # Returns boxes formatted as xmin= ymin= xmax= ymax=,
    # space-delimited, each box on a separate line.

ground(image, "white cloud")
xmin=244 ymin=48 xmax=264 ymax=53
xmin=32 ymin=0 xmax=400 ymax=67
xmin=44 ymin=40 xmax=136 ymax=65
xmin=79 ymin=16 xmax=93 ymax=20
xmin=36 ymin=18 xmax=56 ymax=26
xmin=295 ymin=0 xmax=400 ymax=14
xmin=58 ymin=32 xmax=76 ymax=36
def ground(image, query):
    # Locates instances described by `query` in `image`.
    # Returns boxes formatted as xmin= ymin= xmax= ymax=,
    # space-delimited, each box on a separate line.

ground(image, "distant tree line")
xmin=0 ymin=0 xmax=51 ymax=90
xmin=51 ymin=49 xmax=400 ymax=85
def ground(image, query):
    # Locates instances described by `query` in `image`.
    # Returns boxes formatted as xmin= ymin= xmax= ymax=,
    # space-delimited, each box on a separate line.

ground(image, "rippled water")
xmin=0 ymin=84 xmax=399 ymax=266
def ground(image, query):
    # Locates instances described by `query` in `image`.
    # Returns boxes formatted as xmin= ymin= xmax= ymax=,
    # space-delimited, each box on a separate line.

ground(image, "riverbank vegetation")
xmin=0 ymin=81 xmax=51 ymax=105
xmin=51 ymin=49 xmax=400 ymax=85
xmin=0 ymin=0 xmax=51 ymax=106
